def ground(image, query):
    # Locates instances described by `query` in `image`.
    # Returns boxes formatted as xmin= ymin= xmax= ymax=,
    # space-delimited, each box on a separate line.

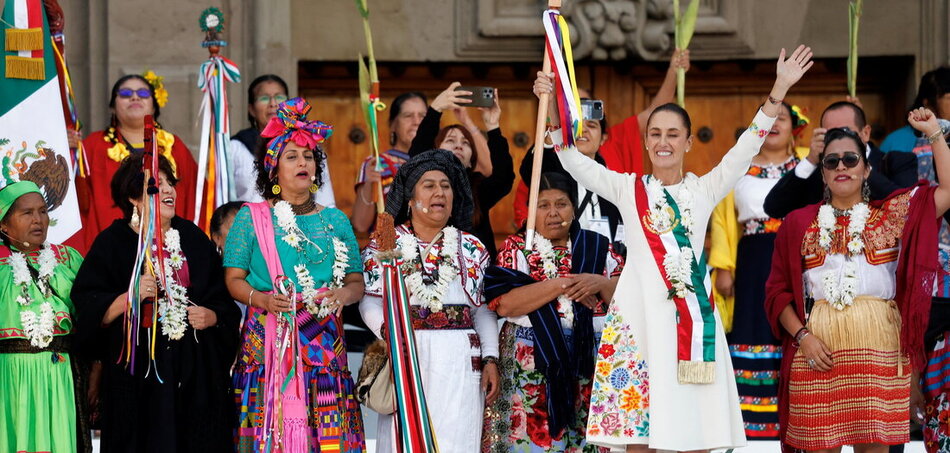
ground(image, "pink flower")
xmin=515 ymin=343 xmax=535 ymax=370
xmin=600 ymin=412 xmax=622 ymax=434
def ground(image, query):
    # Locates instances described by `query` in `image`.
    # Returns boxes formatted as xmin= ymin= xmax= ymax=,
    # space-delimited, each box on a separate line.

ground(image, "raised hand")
xmin=479 ymin=89 xmax=501 ymax=130
xmin=669 ymin=48 xmax=690 ymax=73
xmin=908 ymin=107 xmax=941 ymax=136
xmin=775 ymin=44 xmax=814 ymax=91
xmin=431 ymin=81 xmax=472 ymax=113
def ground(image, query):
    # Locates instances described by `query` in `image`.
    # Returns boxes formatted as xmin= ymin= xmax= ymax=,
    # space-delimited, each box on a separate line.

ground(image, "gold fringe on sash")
xmin=807 ymin=296 xmax=904 ymax=374
xmin=5 ymin=28 xmax=43 ymax=51
xmin=5 ymin=55 xmax=44 ymax=80
xmin=678 ymin=360 xmax=715 ymax=384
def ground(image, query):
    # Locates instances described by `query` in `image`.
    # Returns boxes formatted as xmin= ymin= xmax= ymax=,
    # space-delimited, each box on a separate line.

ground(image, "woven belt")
xmin=0 ymin=335 xmax=70 ymax=354
xmin=410 ymin=304 xmax=473 ymax=330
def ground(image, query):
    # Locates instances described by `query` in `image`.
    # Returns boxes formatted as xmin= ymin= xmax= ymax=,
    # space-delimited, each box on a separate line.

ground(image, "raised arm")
xmin=699 ymin=45 xmax=813 ymax=201
xmin=637 ymin=49 xmax=690 ymax=128
xmin=908 ymin=107 xmax=950 ymax=216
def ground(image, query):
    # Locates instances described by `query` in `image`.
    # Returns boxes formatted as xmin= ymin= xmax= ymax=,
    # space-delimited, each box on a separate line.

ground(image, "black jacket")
xmin=764 ymin=144 xmax=918 ymax=219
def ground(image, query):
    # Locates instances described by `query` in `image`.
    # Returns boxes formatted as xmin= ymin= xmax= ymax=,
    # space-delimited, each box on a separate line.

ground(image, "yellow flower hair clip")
xmin=142 ymin=69 xmax=169 ymax=108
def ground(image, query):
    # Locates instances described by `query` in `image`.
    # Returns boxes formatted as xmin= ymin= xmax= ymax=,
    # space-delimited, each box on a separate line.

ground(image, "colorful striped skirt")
xmin=786 ymin=297 xmax=909 ymax=450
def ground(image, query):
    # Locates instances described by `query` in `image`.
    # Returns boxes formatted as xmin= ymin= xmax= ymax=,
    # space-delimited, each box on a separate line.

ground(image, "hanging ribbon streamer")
xmin=45 ymin=3 xmax=89 ymax=178
xmin=542 ymin=9 xmax=583 ymax=147
xmin=373 ymin=216 xmax=439 ymax=452
xmin=355 ymin=0 xmax=388 ymax=214
xmin=195 ymin=54 xmax=240 ymax=229
xmin=120 ymin=115 xmax=166 ymax=381
xmin=195 ymin=7 xmax=240 ymax=231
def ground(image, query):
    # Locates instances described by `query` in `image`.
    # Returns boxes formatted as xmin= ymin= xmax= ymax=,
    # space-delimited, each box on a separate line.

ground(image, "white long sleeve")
xmin=315 ymin=159 xmax=336 ymax=208
xmin=359 ymin=294 xmax=384 ymax=339
xmin=696 ymin=109 xmax=777 ymax=206
xmin=229 ymin=139 xmax=264 ymax=203
xmin=473 ymin=304 xmax=499 ymax=358
xmin=554 ymin=138 xmax=635 ymax=206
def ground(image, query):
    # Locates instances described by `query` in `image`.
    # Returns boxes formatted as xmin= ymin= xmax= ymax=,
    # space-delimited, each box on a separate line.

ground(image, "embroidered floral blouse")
xmin=801 ymin=189 xmax=913 ymax=302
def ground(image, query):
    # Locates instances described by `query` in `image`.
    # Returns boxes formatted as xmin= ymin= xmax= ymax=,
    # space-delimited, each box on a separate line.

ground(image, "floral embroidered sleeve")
xmin=361 ymin=238 xmax=383 ymax=297
xmin=460 ymin=233 xmax=489 ymax=305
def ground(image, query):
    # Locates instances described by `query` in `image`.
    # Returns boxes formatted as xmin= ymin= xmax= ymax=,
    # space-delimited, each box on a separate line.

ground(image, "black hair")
xmin=108 ymin=74 xmax=161 ymax=128
xmin=254 ymin=139 xmax=326 ymax=200
xmin=246 ymin=74 xmax=290 ymax=128
xmin=913 ymin=67 xmax=950 ymax=112
xmin=539 ymin=172 xmax=578 ymax=209
xmin=647 ymin=103 xmax=692 ymax=136
xmin=579 ymin=97 xmax=609 ymax=135
xmin=211 ymin=201 xmax=245 ymax=236
xmin=388 ymin=92 xmax=427 ymax=125
xmin=820 ymin=127 xmax=869 ymax=166
xmin=110 ymin=153 xmax=178 ymax=220
xmin=821 ymin=101 xmax=867 ymax=130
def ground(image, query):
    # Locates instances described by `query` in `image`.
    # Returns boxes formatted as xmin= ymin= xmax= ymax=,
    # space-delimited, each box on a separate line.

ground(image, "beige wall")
xmin=6 ymin=0 xmax=946 ymax=151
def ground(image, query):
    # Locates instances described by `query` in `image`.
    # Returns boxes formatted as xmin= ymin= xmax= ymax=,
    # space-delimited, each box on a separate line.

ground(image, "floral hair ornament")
xmin=142 ymin=69 xmax=169 ymax=108
xmin=260 ymin=97 xmax=333 ymax=175
xmin=791 ymin=104 xmax=810 ymax=138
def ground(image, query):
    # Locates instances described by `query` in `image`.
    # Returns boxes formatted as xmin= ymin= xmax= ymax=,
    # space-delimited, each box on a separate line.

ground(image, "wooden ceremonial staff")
xmin=526 ymin=0 xmax=562 ymax=249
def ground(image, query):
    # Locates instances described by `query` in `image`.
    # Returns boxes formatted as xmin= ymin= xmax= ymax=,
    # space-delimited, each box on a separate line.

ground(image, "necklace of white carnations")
xmin=274 ymin=201 xmax=348 ymax=318
xmin=11 ymin=244 xmax=58 ymax=348
xmin=817 ymin=202 xmax=870 ymax=310
xmin=399 ymin=226 xmax=459 ymax=313
xmin=533 ymin=234 xmax=575 ymax=324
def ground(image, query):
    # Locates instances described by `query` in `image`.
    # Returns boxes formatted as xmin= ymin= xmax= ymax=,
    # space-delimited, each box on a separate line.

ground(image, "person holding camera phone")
xmin=408 ymin=82 xmax=515 ymax=259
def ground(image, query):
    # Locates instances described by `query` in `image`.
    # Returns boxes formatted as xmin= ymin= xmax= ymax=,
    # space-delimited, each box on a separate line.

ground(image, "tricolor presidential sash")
xmin=634 ymin=175 xmax=716 ymax=384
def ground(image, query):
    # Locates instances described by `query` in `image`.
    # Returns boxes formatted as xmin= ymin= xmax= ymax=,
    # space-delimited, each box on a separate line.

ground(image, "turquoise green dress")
xmin=0 ymin=244 xmax=83 ymax=453
xmin=224 ymin=205 xmax=366 ymax=452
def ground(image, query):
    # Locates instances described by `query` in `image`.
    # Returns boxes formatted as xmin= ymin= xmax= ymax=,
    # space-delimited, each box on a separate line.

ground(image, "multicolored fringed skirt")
xmin=233 ymin=307 xmax=365 ymax=452
xmin=923 ymin=331 xmax=950 ymax=452
xmin=728 ymin=233 xmax=781 ymax=439
xmin=482 ymin=322 xmax=607 ymax=453
xmin=787 ymin=297 xmax=909 ymax=450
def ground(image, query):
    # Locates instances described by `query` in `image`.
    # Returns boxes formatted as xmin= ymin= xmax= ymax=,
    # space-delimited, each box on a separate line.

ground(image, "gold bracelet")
xmin=928 ymin=129 xmax=944 ymax=144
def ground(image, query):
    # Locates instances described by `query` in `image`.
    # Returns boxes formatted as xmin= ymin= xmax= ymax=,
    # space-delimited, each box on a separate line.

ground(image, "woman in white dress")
xmin=531 ymin=45 xmax=813 ymax=452
xmin=360 ymin=149 xmax=501 ymax=452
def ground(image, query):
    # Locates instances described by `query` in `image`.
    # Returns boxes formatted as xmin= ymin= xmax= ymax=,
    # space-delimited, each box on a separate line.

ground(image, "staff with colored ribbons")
xmin=45 ymin=0 xmax=88 ymax=176
xmin=355 ymin=0 xmax=387 ymax=214
xmin=373 ymin=216 xmax=439 ymax=453
xmin=121 ymin=115 xmax=166 ymax=379
xmin=196 ymin=54 xmax=240 ymax=229
xmin=526 ymin=0 xmax=584 ymax=249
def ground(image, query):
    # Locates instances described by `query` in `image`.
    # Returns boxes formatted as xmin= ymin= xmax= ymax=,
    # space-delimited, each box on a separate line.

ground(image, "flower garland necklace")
xmin=533 ymin=234 xmax=574 ymax=324
xmin=274 ymin=200 xmax=349 ymax=318
xmin=644 ymin=175 xmax=698 ymax=300
xmin=645 ymin=175 xmax=694 ymax=235
xmin=816 ymin=202 xmax=870 ymax=310
xmin=153 ymin=228 xmax=189 ymax=340
xmin=399 ymin=225 xmax=459 ymax=313
xmin=11 ymin=244 xmax=58 ymax=348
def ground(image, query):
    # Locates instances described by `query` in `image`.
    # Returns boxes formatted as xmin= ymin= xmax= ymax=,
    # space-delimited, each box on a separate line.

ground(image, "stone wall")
xmin=14 ymin=0 xmax=949 ymax=151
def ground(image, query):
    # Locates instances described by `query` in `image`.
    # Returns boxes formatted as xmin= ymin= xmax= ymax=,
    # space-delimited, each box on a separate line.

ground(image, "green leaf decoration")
xmin=678 ymin=0 xmax=701 ymax=50
xmin=673 ymin=0 xmax=700 ymax=107
xmin=199 ymin=7 xmax=225 ymax=33
xmin=847 ymin=0 xmax=863 ymax=97
xmin=354 ymin=0 xmax=369 ymax=19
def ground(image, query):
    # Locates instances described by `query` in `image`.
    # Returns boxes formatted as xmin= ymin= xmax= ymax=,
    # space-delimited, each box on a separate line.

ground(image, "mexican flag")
xmin=0 ymin=0 xmax=80 ymax=243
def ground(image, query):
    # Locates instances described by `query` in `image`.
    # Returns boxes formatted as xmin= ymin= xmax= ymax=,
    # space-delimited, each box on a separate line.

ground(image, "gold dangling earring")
xmin=309 ymin=183 xmax=318 ymax=194
xmin=272 ymin=183 xmax=281 ymax=195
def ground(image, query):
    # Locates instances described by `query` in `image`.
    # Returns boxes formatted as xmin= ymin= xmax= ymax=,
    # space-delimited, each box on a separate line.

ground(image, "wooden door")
xmin=298 ymin=57 xmax=911 ymax=247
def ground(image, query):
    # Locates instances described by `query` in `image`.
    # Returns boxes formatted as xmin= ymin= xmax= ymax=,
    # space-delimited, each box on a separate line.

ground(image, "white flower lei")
xmin=154 ymin=228 xmax=188 ymax=340
xmin=274 ymin=201 xmax=350 ymax=318
xmin=399 ymin=226 xmax=459 ymax=313
xmin=10 ymin=244 xmax=58 ymax=348
xmin=816 ymin=203 xmax=870 ymax=310
xmin=645 ymin=176 xmax=694 ymax=235
xmin=663 ymin=246 xmax=696 ymax=299
xmin=533 ymin=234 xmax=574 ymax=325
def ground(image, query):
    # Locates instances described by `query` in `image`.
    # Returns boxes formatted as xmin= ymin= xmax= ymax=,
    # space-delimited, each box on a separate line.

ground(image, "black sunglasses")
xmin=117 ymin=88 xmax=152 ymax=99
xmin=822 ymin=152 xmax=861 ymax=170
